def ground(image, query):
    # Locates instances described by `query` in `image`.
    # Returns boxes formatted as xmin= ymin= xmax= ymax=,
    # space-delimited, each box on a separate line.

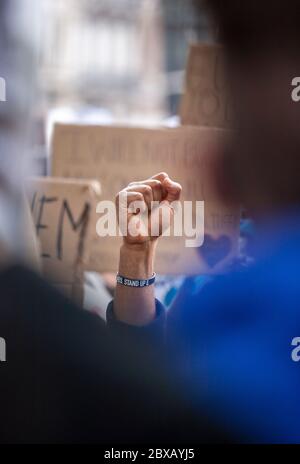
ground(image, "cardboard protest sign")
xmin=52 ymin=123 xmax=240 ymax=275
xmin=23 ymin=195 xmax=41 ymax=272
xmin=180 ymin=43 xmax=233 ymax=128
xmin=28 ymin=177 xmax=101 ymax=302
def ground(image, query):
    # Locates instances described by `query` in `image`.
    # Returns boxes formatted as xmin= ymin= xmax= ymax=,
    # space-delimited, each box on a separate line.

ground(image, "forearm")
xmin=113 ymin=172 xmax=181 ymax=326
xmin=114 ymin=241 xmax=157 ymax=326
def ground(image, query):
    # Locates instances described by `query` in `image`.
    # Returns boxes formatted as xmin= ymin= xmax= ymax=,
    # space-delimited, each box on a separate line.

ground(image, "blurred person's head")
xmin=197 ymin=0 xmax=300 ymax=220
xmin=0 ymin=0 xmax=39 ymax=267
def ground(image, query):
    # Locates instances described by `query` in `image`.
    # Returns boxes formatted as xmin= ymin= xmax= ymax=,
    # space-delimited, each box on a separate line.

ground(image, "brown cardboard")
xmin=180 ymin=43 xmax=233 ymax=128
xmin=28 ymin=177 xmax=101 ymax=302
xmin=52 ymin=124 xmax=240 ymax=275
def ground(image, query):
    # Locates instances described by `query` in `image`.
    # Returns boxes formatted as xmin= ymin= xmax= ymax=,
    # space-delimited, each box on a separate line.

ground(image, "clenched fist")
xmin=115 ymin=172 xmax=182 ymax=247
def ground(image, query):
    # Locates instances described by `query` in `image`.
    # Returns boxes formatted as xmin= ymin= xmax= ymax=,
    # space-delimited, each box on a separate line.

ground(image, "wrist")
xmin=119 ymin=241 xmax=157 ymax=279
xmin=121 ymin=240 xmax=157 ymax=254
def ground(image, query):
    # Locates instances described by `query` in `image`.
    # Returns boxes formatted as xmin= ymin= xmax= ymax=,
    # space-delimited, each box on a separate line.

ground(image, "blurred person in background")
xmin=0 ymin=0 xmax=211 ymax=444
xmin=0 ymin=0 xmax=130 ymax=443
xmin=111 ymin=0 xmax=300 ymax=443
xmin=0 ymin=0 xmax=40 ymax=270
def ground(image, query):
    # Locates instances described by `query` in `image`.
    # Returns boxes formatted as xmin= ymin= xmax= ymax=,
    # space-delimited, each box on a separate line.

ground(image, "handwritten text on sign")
xmin=29 ymin=177 xmax=100 ymax=283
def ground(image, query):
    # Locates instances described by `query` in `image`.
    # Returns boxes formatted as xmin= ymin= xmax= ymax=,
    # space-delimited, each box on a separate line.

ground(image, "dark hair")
xmin=197 ymin=0 xmax=300 ymax=56
xmin=193 ymin=1 xmax=300 ymax=211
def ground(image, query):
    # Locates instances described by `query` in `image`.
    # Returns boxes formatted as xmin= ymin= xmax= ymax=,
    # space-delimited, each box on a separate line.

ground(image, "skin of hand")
xmin=114 ymin=172 xmax=182 ymax=326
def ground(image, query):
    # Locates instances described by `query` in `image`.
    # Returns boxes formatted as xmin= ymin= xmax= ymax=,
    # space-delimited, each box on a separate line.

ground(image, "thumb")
xmin=162 ymin=177 xmax=182 ymax=203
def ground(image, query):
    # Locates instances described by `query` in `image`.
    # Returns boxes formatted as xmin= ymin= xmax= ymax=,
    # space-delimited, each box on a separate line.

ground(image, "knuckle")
xmin=159 ymin=171 xmax=168 ymax=177
xmin=151 ymin=179 xmax=161 ymax=187
xmin=128 ymin=181 xmax=137 ymax=187
xmin=142 ymin=185 xmax=152 ymax=194
xmin=151 ymin=183 xmax=162 ymax=194
xmin=136 ymin=192 xmax=144 ymax=201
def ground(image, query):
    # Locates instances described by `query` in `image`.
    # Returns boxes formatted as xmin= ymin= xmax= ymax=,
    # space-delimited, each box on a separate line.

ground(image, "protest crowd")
xmin=1 ymin=0 xmax=300 ymax=445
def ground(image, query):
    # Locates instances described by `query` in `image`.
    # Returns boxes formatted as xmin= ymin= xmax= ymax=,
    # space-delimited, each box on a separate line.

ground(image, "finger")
xmin=162 ymin=177 xmax=182 ymax=202
xmin=129 ymin=179 xmax=166 ymax=202
xmin=116 ymin=190 xmax=145 ymax=211
xmin=116 ymin=191 xmax=147 ymax=237
xmin=123 ymin=184 xmax=153 ymax=209
xmin=151 ymin=172 xmax=169 ymax=183
xmin=150 ymin=199 xmax=173 ymax=237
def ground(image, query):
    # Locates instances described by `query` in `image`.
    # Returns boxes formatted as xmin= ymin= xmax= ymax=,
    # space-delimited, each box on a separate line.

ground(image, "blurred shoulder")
xmin=0 ymin=264 xmax=107 ymax=355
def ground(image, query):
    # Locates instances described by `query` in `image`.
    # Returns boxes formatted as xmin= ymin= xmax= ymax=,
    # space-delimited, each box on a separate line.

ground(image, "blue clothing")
xmin=107 ymin=213 xmax=300 ymax=443
xmin=167 ymin=214 xmax=300 ymax=443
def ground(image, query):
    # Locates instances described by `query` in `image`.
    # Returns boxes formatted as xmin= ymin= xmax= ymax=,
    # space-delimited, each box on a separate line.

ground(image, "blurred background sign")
xmin=180 ymin=43 xmax=233 ymax=128
xmin=32 ymin=0 xmax=212 ymax=176
xmin=28 ymin=176 xmax=101 ymax=303
xmin=52 ymin=124 xmax=240 ymax=275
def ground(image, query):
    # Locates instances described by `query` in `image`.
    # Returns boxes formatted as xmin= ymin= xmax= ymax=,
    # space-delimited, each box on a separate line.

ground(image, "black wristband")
xmin=116 ymin=273 xmax=156 ymax=288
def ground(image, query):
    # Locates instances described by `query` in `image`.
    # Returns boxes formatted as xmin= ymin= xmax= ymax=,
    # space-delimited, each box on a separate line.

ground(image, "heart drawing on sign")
xmin=198 ymin=234 xmax=232 ymax=268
